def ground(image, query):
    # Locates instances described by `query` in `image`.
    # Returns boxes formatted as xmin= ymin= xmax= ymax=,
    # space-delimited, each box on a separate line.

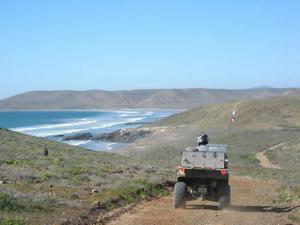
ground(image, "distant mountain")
xmin=249 ymin=85 xmax=274 ymax=89
xmin=0 ymin=88 xmax=299 ymax=110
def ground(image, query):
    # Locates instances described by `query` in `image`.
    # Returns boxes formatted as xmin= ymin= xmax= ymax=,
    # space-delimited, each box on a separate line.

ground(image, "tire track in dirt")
xmin=108 ymin=177 xmax=295 ymax=225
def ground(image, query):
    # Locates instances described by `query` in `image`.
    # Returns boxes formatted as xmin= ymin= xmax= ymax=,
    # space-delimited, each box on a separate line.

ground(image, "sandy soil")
xmin=108 ymin=177 xmax=296 ymax=225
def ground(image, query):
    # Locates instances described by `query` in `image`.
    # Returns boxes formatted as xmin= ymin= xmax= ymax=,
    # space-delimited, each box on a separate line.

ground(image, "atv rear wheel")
xmin=173 ymin=182 xmax=187 ymax=209
xmin=217 ymin=184 xmax=231 ymax=210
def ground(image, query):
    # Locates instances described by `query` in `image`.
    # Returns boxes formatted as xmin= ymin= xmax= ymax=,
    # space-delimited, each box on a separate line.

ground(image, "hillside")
xmin=0 ymin=128 xmax=166 ymax=224
xmin=1 ymin=96 xmax=300 ymax=224
xmin=113 ymin=96 xmax=300 ymax=225
xmin=116 ymin=96 xmax=300 ymax=182
xmin=157 ymin=96 xmax=300 ymax=129
xmin=0 ymin=87 xmax=297 ymax=110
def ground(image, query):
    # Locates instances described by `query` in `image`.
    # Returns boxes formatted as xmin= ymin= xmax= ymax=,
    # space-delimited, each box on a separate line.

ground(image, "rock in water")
xmin=62 ymin=133 xmax=93 ymax=141
xmin=93 ymin=128 xmax=152 ymax=143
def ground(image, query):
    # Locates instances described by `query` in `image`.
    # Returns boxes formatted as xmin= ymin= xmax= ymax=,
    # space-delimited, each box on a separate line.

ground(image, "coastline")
xmin=1 ymin=109 xmax=181 ymax=151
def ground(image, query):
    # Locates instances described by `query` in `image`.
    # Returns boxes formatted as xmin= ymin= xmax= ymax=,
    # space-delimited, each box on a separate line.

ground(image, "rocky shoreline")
xmin=60 ymin=128 xmax=152 ymax=143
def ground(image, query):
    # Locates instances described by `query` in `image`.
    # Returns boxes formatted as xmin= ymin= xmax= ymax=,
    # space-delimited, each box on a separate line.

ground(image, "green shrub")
xmin=68 ymin=167 xmax=82 ymax=176
xmin=0 ymin=192 xmax=26 ymax=211
xmin=75 ymin=175 xmax=90 ymax=182
xmin=288 ymin=213 xmax=300 ymax=223
xmin=0 ymin=192 xmax=41 ymax=212
xmin=291 ymin=185 xmax=300 ymax=198
xmin=22 ymin=175 xmax=42 ymax=184
xmin=96 ymin=165 xmax=113 ymax=177
xmin=40 ymin=196 xmax=57 ymax=205
xmin=112 ymin=179 xmax=167 ymax=205
xmin=67 ymin=167 xmax=90 ymax=177
xmin=5 ymin=160 xmax=19 ymax=165
xmin=0 ymin=218 xmax=25 ymax=225
xmin=240 ymin=153 xmax=260 ymax=163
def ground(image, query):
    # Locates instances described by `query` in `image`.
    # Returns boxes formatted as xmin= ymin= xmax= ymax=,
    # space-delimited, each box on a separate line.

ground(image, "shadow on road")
xmin=229 ymin=205 xmax=299 ymax=213
xmin=186 ymin=204 xmax=299 ymax=213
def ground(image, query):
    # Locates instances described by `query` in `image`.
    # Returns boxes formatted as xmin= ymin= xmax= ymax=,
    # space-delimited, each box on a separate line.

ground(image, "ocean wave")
xmin=12 ymin=119 xmax=97 ymax=132
xmin=127 ymin=117 xmax=145 ymax=123
xmin=114 ymin=110 xmax=139 ymax=114
xmin=90 ymin=117 xmax=146 ymax=129
xmin=145 ymin=111 xmax=154 ymax=116
xmin=13 ymin=116 xmax=147 ymax=137
xmin=63 ymin=140 xmax=91 ymax=146
xmin=89 ymin=121 xmax=129 ymax=129
xmin=26 ymin=128 xmax=89 ymax=137
xmin=106 ymin=142 xmax=117 ymax=150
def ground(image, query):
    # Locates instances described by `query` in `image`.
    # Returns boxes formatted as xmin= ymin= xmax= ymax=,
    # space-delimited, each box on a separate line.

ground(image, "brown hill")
xmin=157 ymin=96 xmax=300 ymax=129
xmin=0 ymin=88 xmax=296 ymax=110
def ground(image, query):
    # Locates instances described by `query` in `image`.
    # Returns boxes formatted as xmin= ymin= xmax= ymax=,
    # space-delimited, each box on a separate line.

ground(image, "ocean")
xmin=0 ymin=110 xmax=177 ymax=151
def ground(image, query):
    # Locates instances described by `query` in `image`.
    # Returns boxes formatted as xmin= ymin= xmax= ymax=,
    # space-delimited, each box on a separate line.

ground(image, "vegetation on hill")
xmin=118 ymin=96 xmax=300 ymax=223
xmin=0 ymin=129 xmax=167 ymax=224
xmin=1 ymin=96 xmax=300 ymax=224
xmin=157 ymin=96 xmax=300 ymax=129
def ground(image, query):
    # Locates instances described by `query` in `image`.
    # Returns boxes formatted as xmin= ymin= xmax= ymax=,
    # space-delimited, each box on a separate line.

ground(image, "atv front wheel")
xmin=173 ymin=182 xmax=187 ymax=209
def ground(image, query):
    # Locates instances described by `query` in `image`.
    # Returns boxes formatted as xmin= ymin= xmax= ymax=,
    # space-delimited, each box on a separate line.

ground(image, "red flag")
xmin=231 ymin=110 xmax=237 ymax=123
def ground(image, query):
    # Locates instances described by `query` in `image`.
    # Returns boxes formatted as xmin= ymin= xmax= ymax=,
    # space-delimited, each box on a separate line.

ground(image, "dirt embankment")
xmin=108 ymin=177 xmax=298 ymax=225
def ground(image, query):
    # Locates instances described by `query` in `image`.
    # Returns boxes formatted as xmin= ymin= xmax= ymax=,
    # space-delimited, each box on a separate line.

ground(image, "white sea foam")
xmin=63 ymin=140 xmax=91 ymax=146
xmin=27 ymin=128 xmax=88 ymax=137
xmin=19 ymin=116 xmax=147 ymax=137
xmin=89 ymin=121 xmax=125 ymax=129
xmin=90 ymin=117 xmax=146 ymax=130
xmin=114 ymin=110 xmax=139 ymax=114
xmin=145 ymin=111 xmax=154 ymax=116
xmin=13 ymin=119 xmax=97 ymax=132
xmin=127 ymin=117 xmax=146 ymax=122
xmin=106 ymin=142 xmax=116 ymax=150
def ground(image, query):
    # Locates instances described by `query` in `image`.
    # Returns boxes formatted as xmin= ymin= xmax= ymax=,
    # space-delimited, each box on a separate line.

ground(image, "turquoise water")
xmin=0 ymin=111 xmax=104 ymax=128
xmin=0 ymin=110 xmax=177 ymax=151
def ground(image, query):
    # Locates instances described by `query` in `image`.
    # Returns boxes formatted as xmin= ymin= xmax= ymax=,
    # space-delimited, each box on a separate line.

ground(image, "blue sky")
xmin=0 ymin=0 xmax=300 ymax=99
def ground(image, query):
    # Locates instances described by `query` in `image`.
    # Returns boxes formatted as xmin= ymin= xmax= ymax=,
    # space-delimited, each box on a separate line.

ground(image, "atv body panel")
xmin=174 ymin=144 xmax=230 ymax=209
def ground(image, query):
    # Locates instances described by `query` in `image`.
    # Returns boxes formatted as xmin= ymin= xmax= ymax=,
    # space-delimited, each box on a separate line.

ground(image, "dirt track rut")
xmin=255 ymin=143 xmax=287 ymax=169
xmin=109 ymin=177 xmax=295 ymax=225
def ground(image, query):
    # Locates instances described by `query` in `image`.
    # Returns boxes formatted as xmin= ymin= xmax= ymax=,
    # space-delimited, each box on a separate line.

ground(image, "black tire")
xmin=173 ymin=182 xmax=187 ymax=209
xmin=217 ymin=184 xmax=231 ymax=210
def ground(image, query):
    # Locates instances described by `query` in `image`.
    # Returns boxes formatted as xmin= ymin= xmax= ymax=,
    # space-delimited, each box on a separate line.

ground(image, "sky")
xmin=0 ymin=0 xmax=300 ymax=99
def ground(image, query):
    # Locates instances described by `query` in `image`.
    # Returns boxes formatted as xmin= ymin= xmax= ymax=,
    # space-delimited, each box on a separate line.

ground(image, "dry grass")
xmin=158 ymin=96 xmax=300 ymax=129
xmin=0 ymin=128 xmax=165 ymax=224
xmin=2 ymin=96 xmax=300 ymax=224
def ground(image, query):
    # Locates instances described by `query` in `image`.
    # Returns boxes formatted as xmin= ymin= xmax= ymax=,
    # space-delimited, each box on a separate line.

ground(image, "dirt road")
xmin=109 ymin=177 xmax=296 ymax=225
xmin=256 ymin=150 xmax=281 ymax=169
xmin=255 ymin=143 xmax=287 ymax=169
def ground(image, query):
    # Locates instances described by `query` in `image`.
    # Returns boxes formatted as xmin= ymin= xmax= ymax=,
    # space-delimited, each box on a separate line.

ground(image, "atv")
xmin=174 ymin=144 xmax=230 ymax=210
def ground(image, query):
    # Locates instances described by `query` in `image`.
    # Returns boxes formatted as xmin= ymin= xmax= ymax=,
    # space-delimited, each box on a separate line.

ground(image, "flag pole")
xmin=225 ymin=105 xmax=237 ymax=146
